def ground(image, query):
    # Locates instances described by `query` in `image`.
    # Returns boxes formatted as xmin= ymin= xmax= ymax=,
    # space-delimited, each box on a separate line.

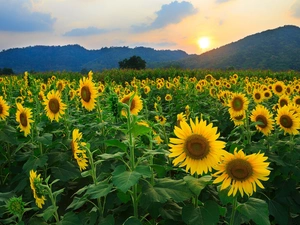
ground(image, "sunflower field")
xmin=0 ymin=68 xmax=300 ymax=225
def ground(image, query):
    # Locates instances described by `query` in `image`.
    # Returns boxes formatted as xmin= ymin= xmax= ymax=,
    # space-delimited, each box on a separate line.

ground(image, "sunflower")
xmin=169 ymin=117 xmax=226 ymax=175
xmin=252 ymin=89 xmax=264 ymax=103
xmin=232 ymin=112 xmax=246 ymax=126
xmin=71 ymin=129 xmax=89 ymax=171
xmin=227 ymin=92 xmax=249 ymax=117
xmin=56 ymin=80 xmax=66 ymax=92
xmin=155 ymin=115 xmax=167 ymax=125
xmin=0 ymin=96 xmax=10 ymax=120
xmin=165 ymin=94 xmax=172 ymax=101
xmin=43 ymin=90 xmax=67 ymax=122
xmin=176 ymin=112 xmax=186 ymax=127
xmin=79 ymin=77 xmax=98 ymax=111
xmin=250 ymin=105 xmax=274 ymax=136
xmin=275 ymin=105 xmax=300 ymax=135
xmin=29 ymin=170 xmax=46 ymax=208
xmin=293 ymin=95 xmax=300 ymax=106
xmin=213 ymin=148 xmax=270 ymax=197
xmin=144 ymin=86 xmax=151 ymax=95
xmin=263 ymin=90 xmax=272 ymax=100
xmin=120 ymin=92 xmax=143 ymax=116
xmin=272 ymin=81 xmax=286 ymax=96
xmin=16 ymin=103 xmax=34 ymax=137
xmin=278 ymin=95 xmax=290 ymax=108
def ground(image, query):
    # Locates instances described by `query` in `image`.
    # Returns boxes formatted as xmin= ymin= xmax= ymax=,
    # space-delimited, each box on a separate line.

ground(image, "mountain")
xmin=0 ymin=25 xmax=300 ymax=73
xmin=173 ymin=25 xmax=300 ymax=71
xmin=0 ymin=45 xmax=188 ymax=73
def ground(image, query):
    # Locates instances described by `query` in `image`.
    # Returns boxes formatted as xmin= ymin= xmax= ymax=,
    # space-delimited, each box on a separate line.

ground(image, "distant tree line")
xmin=118 ymin=55 xmax=146 ymax=70
xmin=0 ymin=68 xmax=14 ymax=75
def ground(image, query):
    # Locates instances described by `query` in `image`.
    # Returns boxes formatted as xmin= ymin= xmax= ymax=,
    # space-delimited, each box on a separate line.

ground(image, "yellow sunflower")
xmin=293 ymin=95 xmax=300 ymax=106
xmin=29 ymin=170 xmax=46 ymax=208
xmin=213 ymin=148 xmax=270 ymax=197
xmin=263 ymin=90 xmax=272 ymax=100
xmin=250 ymin=105 xmax=274 ymax=136
xmin=120 ymin=92 xmax=143 ymax=116
xmin=16 ymin=103 xmax=34 ymax=137
xmin=272 ymin=81 xmax=286 ymax=96
xmin=71 ymin=129 xmax=88 ymax=171
xmin=275 ymin=105 xmax=300 ymax=135
xmin=169 ymin=117 xmax=226 ymax=175
xmin=227 ymin=92 xmax=249 ymax=118
xmin=144 ymin=86 xmax=151 ymax=95
xmin=0 ymin=96 xmax=10 ymax=120
xmin=43 ymin=90 xmax=67 ymax=122
xmin=278 ymin=95 xmax=290 ymax=108
xmin=252 ymin=89 xmax=264 ymax=103
xmin=165 ymin=94 xmax=172 ymax=101
xmin=232 ymin=112 xmax=246 ymax=126
xmin=155 ymin=115 xmax=167 ymax=125
xmin=79 ymin=77 xmax=98 ymax=111
xmin=176 ymin=112 xmax=186 ymax=127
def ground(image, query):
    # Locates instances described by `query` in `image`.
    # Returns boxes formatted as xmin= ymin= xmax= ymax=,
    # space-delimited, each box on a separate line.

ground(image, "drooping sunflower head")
xmin=29 ymin=170 xmax=46 ymax=208
xmin=0 ymin=96 xmax=10 ymax=120
xmin=16 ymin=103 xmax=34 ymax=137
xmin=213 ymin=148 xmax=270 ymax=197
xmin=169 ymin=117 xmax=226 ymax=175
xmin=71 ymin=129 xmax=88 ymax=171
xmin=79 ymin=77 xmax=98 ymax=111
xmin=250 ymin=104 xmax=274 ymax=136
xmin=43 ymin=90 xmax=67 ymax=122
xmin=275 ymin=105 xmax=300 ymax=135
xmin=228 ymin=92 xmax=249 ymax=117
xmin=120 ymin=92 xmax=143 ymax=116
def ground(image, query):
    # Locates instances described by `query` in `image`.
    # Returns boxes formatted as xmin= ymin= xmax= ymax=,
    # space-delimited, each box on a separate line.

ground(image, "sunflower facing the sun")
xmin=16 ymin=103 xmax=34 ymax=137
xmin=213 ymin=148 xmax=270 ymax=197
xmin=79 ymin=77 xmax=98 ymax=111
xmin=29 ymin=170 xmax=46 ymax=208
xmin=169 ymin=117 xmax=226 ymax=175
xmin=250 ymin=104 xmax=274 ymax=136
xmin=43 ymin=90 xmax=67 ymax=122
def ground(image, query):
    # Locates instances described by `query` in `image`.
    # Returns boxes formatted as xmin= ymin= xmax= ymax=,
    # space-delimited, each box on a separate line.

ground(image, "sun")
xmin=198 ymin=37 xmax=210 ymax=49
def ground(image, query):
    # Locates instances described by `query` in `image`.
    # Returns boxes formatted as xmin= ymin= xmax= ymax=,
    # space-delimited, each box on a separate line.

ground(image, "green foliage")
xmin=119 ymin=55 xmax=146 ymax=70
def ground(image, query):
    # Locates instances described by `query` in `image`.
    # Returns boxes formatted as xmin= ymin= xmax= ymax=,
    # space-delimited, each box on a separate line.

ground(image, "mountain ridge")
xmin=0 ymin=24 xmax=299 ymax=73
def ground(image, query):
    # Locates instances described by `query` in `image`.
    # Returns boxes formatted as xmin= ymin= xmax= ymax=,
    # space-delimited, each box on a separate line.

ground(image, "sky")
xmin=0 ymin=0 xmax=300 ymax=54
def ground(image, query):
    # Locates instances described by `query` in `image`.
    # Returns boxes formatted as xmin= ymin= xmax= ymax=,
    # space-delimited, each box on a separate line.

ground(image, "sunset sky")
xmin=0 ymin=0 xmax=300 ymax=54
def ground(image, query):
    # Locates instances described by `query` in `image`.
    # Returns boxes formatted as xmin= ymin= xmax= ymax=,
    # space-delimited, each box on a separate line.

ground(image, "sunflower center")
xmin=184 ymin=134 xmax=210 ymax=159
xmin=295 ymin=98 xmax=300 ymax=105
xmin=49 ymin=98 xmax=60 ymax=114
xmin=279 ymin=99 xmax=288 ymax=107
xmin=232 ymin=97 xmax=243 ymax=111
xmin=254 ymin=93 xmax=261 ymax=100
xmin=275 ymin=85 xmax=283 ymax=93
xmin=20 ymin=112 xmax=28 ymax=127
xmin=81 ymin=86 xmax=91 ymax=102
xmin=280 ymin=115 xmax=293 ymax=128
xmin=0 ymin=104 xmax=3 ymax=114
xmin=256 ymin=115 xmax=267 ymax=128
xmin=264 ymin=92 xmax=270 ymax=98
xmin=226 ymin=158 xmax=253 ymax=181
xmin=234 ymin=114 xmax=244 ymax=121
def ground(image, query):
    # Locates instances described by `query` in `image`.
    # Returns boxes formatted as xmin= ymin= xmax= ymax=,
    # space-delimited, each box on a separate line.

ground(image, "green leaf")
xmin=237 ymin=197 xmax=270 ymax=225
xmin=131 ymin=124 xmax=152 ymax=137
xmin=183 ymin=175 xmax=212 ymax=196
xmin=0 ymin=191 xmax=14 ymax=202
xmin=51 ymin=161 xmax=81 ymax=182
xmin=66 ymin=196 xmax=87 ymax=210
xmin=52 ymin=188 xmax=65 ymax=199
xmin=23 ymin=154 xmax=48 ymax=173
xmin=141 ymin=178 xmax=192 ymax=204
xmin=123 ymin=217 xmax=142 ymax=225
xmin=36 ymin=133 xmax=53 ymax=146
xmin=105 ymin=139 xmax=128 ymax=152
xmin=269 ymin=199 xmax=288 ymax=225
xmin=99 ymin=152 xmax=125 ymax=160
xmin=42 ymin=205 xmax=56 ymax=222
xmin=99 ymin=214 xmax=115 ymax=225
xmin=182 ymin=201 xmax=220 ymax=225
xmin=217 ymin=186 xmax=235 ymax=205
xmin=85 ymin=182 xmax=113 ymax=199
xmin=112 ymin=165 xmax=141 ymax=193
xmin=135 ymin=165 xmax=152 ymax=178
xmin=57 ymin=212 xmax=81 ymax=225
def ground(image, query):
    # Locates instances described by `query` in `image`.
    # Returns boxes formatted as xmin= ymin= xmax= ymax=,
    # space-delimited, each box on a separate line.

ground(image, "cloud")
xmin=215 ymin=0 xmax=231 ymax=3
xmin=63 ymin=27 xmax=108 ymax=36
xmin=0 ymin=0 xmax=56 ymax=32
xmin=132 ymin=1 xmax=197 ymax=32
xmin=291 ymin=0 xmax=300 ymax=18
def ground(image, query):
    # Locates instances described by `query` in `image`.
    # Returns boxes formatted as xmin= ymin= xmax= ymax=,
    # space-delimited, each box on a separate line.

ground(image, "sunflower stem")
xmin=229 ymin=196 xmax=238 ymax=225
xmin=45 ymin=185 xmax=60 ymax=223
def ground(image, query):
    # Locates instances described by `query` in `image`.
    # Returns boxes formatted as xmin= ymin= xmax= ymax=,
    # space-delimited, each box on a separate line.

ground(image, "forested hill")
xmin=0 ymin=45 xmax=188 ymax=73
xmin=173 ymin=25 xmax=300 ymax=71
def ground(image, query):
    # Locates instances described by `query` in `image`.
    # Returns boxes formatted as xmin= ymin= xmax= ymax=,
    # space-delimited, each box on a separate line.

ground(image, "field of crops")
xmin=0 ymin=68 xmax=300 ymax=225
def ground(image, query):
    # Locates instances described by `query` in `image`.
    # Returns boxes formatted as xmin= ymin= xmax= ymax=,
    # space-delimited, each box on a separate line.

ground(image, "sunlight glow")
xmin=198 ymin=37 xmax=210 ymax=50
